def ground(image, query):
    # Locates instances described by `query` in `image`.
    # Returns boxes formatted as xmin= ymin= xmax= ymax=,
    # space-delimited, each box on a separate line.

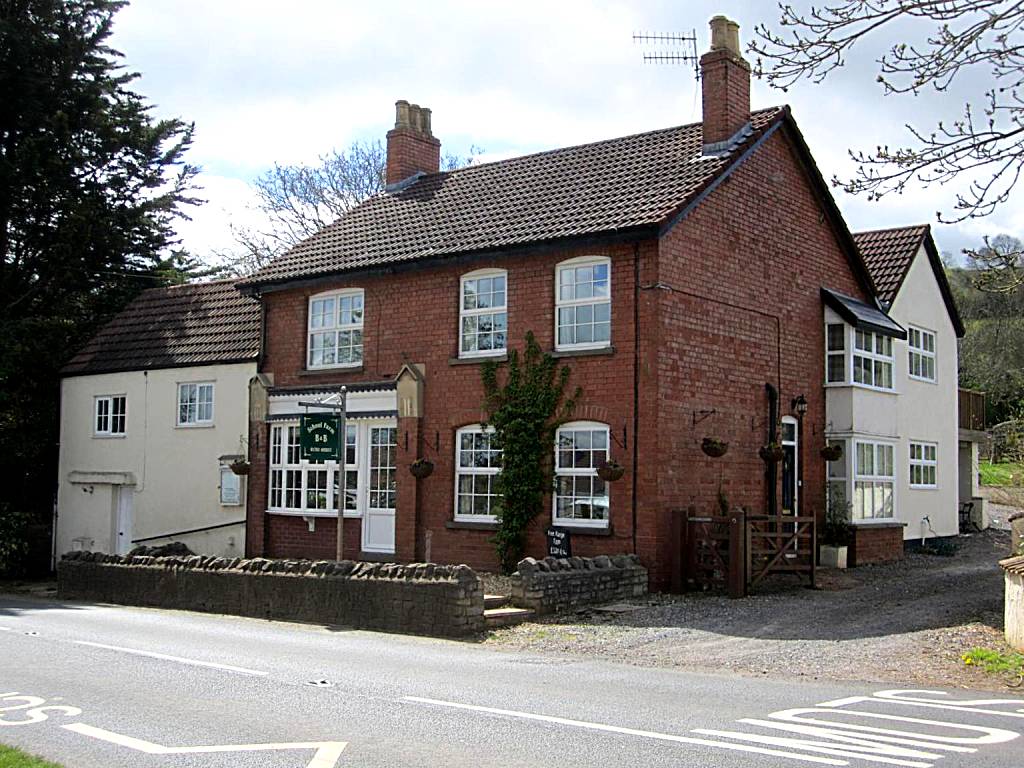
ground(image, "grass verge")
xmin=0 ymin=745 xmax=63 ymax=768
xmin=962 ymin=647 xmax=1024 ymax=680
xmin=980 ymin=461 xmax=1023 ymax=487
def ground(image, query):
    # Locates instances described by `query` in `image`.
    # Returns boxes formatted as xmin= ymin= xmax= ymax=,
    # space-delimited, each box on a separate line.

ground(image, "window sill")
xmin=265 ymin=509 xmax=362 ymax=519
xmin=908 ymin=376 xmax=937 ymax=385
xmin=550 ymin=345 xmax=615 ymax=359
xmin=848 ymin=519 xmax=907 ymax=528
xmin=550 ymin=523 xmax=613 ymax=536
xmin=909 ymin=485 xmax=938 ymax=491
xmin=92 ymin=433 xmax=127 ymax=439
xmin=446 ymin=519 xmax=499 ymax=531
xmin=449 ymin=354 xmax=507 ymax=366
xmin=298 ymin=365 xmax=364 ymax=377
xmin=175 ymin=423 xmax=215 ymax=429
xmin=824 ymin=382 xmax=899 ymax=395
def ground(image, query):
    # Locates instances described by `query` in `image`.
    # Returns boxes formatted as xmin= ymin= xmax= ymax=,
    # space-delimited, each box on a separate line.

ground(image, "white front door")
xmin=114 ymin=486 xmax=134 ymax=555
xmin=361 ymin=425 xmax=397 ymax=553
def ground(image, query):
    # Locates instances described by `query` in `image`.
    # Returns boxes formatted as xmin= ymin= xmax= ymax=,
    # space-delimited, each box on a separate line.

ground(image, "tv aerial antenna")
xmin=633 ymin=30 xmax=700 ymax=81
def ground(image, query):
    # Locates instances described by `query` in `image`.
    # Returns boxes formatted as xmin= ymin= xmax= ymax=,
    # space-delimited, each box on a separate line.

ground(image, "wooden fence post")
xmin=728 ymin=509 xmax=746 ymax=599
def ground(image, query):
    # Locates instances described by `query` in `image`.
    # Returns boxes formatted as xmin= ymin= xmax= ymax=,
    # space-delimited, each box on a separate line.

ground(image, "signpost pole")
xmin=335 ymin=386 xmax=347 ymax=562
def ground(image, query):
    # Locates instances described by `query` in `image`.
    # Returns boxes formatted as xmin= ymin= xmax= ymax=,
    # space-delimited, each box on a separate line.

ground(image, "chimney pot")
xmin=386 ymin=98 xmax=441 ymax=185
xmin=700 ymin=15 xmax=752 ymax=152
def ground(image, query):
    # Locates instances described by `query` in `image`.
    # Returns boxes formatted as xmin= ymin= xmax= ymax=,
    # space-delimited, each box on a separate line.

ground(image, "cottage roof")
xmin=853 ymin=224 xmax=965 ymax=337
xmin=821 ymin=288 xmax=906 ymax=339
xmin=240 ymin=107 xmax=801 ymax=290
xmin=62 ymin=280 xmax=261 ymax=376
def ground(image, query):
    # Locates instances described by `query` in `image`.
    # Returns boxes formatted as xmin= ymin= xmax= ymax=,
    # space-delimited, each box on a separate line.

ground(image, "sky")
xmin=108 ymin=0 xmax=1024 ymax=264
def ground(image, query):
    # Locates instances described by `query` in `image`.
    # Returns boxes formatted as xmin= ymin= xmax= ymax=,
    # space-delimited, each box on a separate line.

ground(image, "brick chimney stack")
xmin=700 ymin=15 xmax=751 ymax=152
xmin=386 ymin=100 xmax=441 ymax=186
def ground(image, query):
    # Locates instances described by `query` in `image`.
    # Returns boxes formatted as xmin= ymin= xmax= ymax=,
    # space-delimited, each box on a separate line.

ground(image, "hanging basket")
xmin=596 ymin=459 xmax=626 ymax=482
xmin=409 ymin=458 xmax=434 ymax=479
xmin=758 ymin=443 xmax=785 ymax=463
xmin=229 ymin=459 xmax=251 ymax=476
xmin=701 ymin=437 xmax=729 ymax=458
xmin=820 ymin=443 xmax=844 ymax=462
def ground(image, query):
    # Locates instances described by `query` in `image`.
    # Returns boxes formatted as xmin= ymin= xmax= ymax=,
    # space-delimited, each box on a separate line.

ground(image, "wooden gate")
xmin=672 ymin=508 xmax=746 ymax=598
xmin=745 ymin=514 xmax=816 ymax=590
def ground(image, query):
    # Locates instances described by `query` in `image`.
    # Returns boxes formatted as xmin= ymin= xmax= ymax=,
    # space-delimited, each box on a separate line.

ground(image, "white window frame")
xmin=852 ymin=329 xmax=894 ymax=391
xmin=908 ymin=325 xmax=937 ymax=383
xmin=219 ymin=466 xmax=243 ymax=506
xmin=94 ymin=394 xmax=126 ymax=437
xmin=552 ymin=420 xmax=611 ymax=528
xmin=826 ymin=438 xmax=849 ymax=514
xmin=554 ymin=256 xmax=611 ymax=352
xmin=453 ymin=425 xmax=501 ymax=522
xmin=825 ymin=322 xmax=846 ymax=384
xmin=909 ymin=441 xmax=938 ymax=489
xmin=307 ymin=288 xmax=365 ymax=370
xmin=267 ymin=421 xmax=362 ymax=518
xmin=853 ymin=440 xmax=895 ymax=520
xmin=459 ymin=269 xmax=508 ymax=359
xmin=176 ymin=382 xmax=214 ymax=427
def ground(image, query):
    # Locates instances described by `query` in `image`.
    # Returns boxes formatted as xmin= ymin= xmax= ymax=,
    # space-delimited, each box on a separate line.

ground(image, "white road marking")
xmin=403 ymin=696 xmax=846 ymax=765
xmin=72 ymin=641 xmax=267 ymax=677
xmin=821 ymin=690 xmax=1024 ymax=720
xmin=0 ymin=626 xmax=13 ymax=631
xmin=694 ymin=728 xmax=939 ymax=767
xmin=63 ymin=723 xmax=347 ymax=768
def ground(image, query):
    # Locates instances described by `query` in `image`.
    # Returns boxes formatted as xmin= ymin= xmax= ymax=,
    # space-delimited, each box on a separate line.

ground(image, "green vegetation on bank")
xmin=962 ymin=647 xmax=1024 ymax=678
xmin=980 ymin=461 xmax=1024 ymax=486
xmin=0 ymin=745 xmax=64 ymax=768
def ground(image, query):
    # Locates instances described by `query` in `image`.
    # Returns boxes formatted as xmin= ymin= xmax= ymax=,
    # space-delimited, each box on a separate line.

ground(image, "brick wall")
xmin=59 ymin=551 xmax=484 ymax=637
xmin=849 ymin=523 xmax=905 ymax=566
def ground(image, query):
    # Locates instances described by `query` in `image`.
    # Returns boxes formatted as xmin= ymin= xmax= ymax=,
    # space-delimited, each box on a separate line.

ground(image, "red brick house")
xmin=238 ymin=16 xmax=887 ymax=588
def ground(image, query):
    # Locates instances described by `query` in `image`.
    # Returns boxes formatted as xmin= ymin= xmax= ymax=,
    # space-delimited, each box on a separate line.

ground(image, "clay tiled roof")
xmin=62 ymin=280 xmax=260 ymax=376
xmin=852 ymin=225 xmax=929 ymax=305
xmin=853 ymin=224 xmax=965 ymax=337
xmin=240 ymin=107 xmax=788 ymax=289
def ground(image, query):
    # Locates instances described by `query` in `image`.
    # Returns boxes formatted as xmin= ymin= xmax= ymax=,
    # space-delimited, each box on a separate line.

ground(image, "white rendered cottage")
xmin=55 ymin=280 xmax=259 ymax=560
xmin=823 ymin=225 xmax=967 ymax=548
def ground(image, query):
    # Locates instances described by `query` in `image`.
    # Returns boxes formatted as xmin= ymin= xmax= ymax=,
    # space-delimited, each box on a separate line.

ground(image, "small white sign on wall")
xmin=220 ymin=467 xmax=242 ymax=505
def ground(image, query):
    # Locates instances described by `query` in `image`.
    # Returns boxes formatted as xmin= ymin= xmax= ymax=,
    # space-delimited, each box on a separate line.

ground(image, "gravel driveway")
xmin=486 ymin=528 xmax=1019 ymax=691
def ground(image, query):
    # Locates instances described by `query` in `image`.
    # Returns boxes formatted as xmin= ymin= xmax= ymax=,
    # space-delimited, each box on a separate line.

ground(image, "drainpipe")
xmin=766 ymin=383 xmax=778 ymax=517
xmin=631 ymin=243 xmax=641 ymax=556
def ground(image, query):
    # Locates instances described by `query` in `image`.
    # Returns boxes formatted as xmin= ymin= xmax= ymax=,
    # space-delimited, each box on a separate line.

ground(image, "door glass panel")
xmin=368 ymin=427 xmax=397 ymax=509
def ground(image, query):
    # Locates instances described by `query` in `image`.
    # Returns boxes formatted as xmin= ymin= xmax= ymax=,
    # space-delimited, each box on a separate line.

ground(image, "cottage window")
xmin=94 ymin=395 xmax=126 ymax=436
xmin=177 ymin=382 xmax=214 ymax=426
xmin=454 ymin=425 xmax=501 ymax=521
xmin=553 ymin=422 xmax=610 ymax=527
xmin=826 ymin=323 xmax=846 ymax=383
xmin=909 ymin=441 xmax=937 ymax=488
xmin=852 ymin=329 xmax=893 ymax=390
xmin=268 ymin=423 xmax=358 ymax=515
xmin=308 ymin=289 xmax=364 ymax=369
xmin=459 ymin=270 xmax=507 ymax=357
xmin=908 ymin=326 xmax=936 ymax=382
xmin=555 ymin=257 xmax=611 ymax=351
xmin=853 ymin=441 xmax=895 ymax=520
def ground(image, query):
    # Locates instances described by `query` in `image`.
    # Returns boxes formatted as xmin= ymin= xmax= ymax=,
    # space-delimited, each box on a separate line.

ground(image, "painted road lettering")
xmin=0 ymin=691 xmax=347 ymax=767
xmin=408 ymin=687 xmax=1023 ymax=767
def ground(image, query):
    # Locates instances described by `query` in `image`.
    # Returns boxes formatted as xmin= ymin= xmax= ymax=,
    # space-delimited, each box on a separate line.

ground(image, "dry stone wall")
xmin=58 ymin=551 xmax=484 ymax=637
xmin=510 ymin=554 xmax=647 ymax=615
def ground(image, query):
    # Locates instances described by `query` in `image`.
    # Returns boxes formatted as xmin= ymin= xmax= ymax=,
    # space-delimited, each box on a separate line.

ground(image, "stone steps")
xmin=484 ymin=606 xmax=535 ymax=629
xmin=483 ymin=593 xmax=510 ymax=609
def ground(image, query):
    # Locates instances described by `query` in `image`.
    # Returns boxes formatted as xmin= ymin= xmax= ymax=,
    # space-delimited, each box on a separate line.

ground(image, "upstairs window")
xmin=459 ymin=270 xmax=507 ymax=357
xmin=826 ymin=323 xmax=846 ymax=383
xmin=94 ymin=395 xmax=126 ymax=436
xmin=308 ymin=289 xmax=364 ymax=369
xmin=908 ymin=326 xmax=936 ymax=382
xmin=177 ymin=383 xmax=214 ymax=426
xmin=853 ymin=329 xmax=893 ymax=390
xmin=555 ymin=257 xmax=611 ymax=351
xmin=553 ymin=422 xmax=610 ymax=527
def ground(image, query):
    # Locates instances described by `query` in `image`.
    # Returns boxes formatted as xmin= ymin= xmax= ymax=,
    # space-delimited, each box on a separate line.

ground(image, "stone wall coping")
xmin=515 ymin=553 xmax=642 ymax=576
xmin=60 ymin=551 xmax=478 ymax=585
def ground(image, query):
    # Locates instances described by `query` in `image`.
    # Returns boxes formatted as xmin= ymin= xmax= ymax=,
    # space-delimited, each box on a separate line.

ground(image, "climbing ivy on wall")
xmin=481 ymin=332 xmax=581 ymax=573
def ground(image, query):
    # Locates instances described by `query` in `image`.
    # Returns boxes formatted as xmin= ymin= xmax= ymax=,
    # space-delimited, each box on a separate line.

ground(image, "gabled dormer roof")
xmin=853 ymin=224 xmax=965 ymax=338
xmin=62 ymin=280 xmax=261 ymax=376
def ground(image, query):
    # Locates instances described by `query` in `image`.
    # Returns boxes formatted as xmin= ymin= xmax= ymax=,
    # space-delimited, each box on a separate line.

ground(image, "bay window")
xmin=853 ymin=441 xmax=895 ymax=520
xmin=268 ymin=422 xmax=358 ymax=515
xmin=853 ymin=330 xmax=893 ymax=389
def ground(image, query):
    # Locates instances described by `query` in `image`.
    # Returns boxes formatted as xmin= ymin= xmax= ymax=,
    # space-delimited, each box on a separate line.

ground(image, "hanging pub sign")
xmin=300 ymin=414 xmax=341 ymax=463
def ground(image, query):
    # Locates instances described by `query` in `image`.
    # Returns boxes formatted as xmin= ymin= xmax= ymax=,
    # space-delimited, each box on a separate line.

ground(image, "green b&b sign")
xmin=300 ymin=414 xmax=341 ymax=463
